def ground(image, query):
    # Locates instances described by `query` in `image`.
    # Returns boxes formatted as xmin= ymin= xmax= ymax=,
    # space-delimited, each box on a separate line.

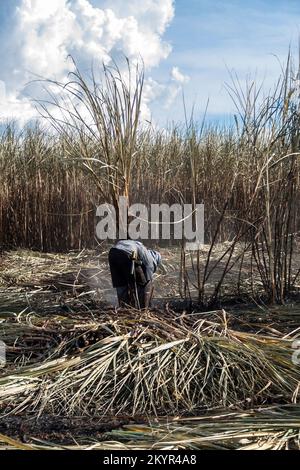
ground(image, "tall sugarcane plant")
xmin=38 ymin=57 xmax=144 ymax=236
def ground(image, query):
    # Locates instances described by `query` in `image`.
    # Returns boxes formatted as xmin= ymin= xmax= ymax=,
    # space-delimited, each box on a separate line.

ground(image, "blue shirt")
xmin=114 ymin=240 xmax=161 ymax=281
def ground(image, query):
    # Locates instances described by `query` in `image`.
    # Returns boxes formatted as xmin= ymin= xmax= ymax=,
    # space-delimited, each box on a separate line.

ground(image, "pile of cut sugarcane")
xmin=0 ymin=308 xmax=299 ymax=419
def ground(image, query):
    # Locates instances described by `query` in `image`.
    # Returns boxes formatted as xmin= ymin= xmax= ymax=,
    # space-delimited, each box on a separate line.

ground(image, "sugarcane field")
xmin=1 ymin=0 xmax=300 ymax=462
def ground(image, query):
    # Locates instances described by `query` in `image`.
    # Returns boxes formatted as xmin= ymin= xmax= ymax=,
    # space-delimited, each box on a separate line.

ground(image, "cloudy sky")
xmin=0 ymin=0 xmax=300 ymax=126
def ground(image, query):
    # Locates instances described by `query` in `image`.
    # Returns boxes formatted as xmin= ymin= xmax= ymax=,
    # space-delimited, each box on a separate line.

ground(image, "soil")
xmin=0 ymin=415 xmax=138 ymax=444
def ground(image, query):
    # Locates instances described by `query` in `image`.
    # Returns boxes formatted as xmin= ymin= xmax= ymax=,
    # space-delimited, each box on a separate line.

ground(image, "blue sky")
xmin=150 ymin=0 xmax=300 ymax=125
xmin=0 ymin=0 xmax=299 ymax=126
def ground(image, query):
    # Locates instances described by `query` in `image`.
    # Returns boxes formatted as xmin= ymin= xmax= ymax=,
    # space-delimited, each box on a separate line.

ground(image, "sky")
xmin=0 ymin=0 xmax=300 ymax=127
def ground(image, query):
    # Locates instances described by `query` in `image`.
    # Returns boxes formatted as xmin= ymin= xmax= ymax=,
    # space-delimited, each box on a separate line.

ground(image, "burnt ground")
xmin=0 ymin=243 xmax=277 ymax=310
xmin=1 ymin=243 xmax=300 ymax=316
xmin=0 ymin=414 xmax=142 ymax=445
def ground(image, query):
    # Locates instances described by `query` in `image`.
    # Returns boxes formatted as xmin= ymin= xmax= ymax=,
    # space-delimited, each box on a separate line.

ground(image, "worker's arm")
xmin=148 ymin=249 xmax=161 ymax=273
xmin=136 ymin=244 xmax=161 ymax=281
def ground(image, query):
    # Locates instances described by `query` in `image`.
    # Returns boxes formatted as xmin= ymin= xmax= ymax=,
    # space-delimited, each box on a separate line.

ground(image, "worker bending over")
xmin=109 ymin=240 xmax=161 ymax=309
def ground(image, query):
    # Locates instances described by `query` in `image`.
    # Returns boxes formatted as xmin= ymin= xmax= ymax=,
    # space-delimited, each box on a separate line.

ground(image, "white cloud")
xmin=101 ymin=0 xmax=174 ymax=35
xmin=0 ymin=0 xmax=179 ymax=123
xmin=169 ymin=47 xmax=289 ymax=118
xmin=171 ymin=66 xmax=190 ymax=84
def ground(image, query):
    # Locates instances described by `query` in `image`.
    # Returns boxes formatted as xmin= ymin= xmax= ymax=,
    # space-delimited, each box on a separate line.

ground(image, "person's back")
xmin=109 ymin=240 xmax=161 ymax=308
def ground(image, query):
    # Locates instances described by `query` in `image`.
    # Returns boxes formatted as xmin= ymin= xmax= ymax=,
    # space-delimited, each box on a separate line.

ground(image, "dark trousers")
xmin=109 ymin=248 xmax=153 ymax=309
xmin=116 ymin=281 xmax=153 ymax=309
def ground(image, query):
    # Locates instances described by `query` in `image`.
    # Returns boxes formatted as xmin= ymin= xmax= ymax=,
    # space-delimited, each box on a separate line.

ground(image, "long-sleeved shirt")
xmin=113 ymin=240 xmax=161 ymax=282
